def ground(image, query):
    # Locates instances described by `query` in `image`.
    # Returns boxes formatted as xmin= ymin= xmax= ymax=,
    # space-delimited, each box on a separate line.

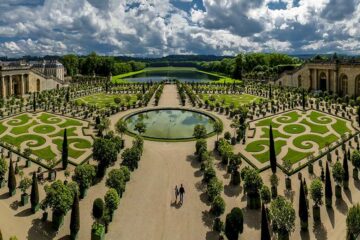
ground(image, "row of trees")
xmin=61 ymin=53 xmax=146 ymax=77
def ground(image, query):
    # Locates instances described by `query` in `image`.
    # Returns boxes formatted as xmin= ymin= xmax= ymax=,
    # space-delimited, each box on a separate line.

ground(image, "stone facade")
xmin=0 ymin=61 xmax=66 ymax=98
xmin=275 ymin=61 xmax=360 ymax=97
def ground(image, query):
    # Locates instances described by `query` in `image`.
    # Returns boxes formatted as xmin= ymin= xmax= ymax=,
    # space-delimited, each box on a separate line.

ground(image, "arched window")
xmin=356 ymin=75 xmax=360 ymax=97
xmin=340 ymin=74 xmax=348 ymax=95
xmin=298 ymin=75 xmax=302 ymax=87
xmin=37 ymin=79 xmax=41 ymax=92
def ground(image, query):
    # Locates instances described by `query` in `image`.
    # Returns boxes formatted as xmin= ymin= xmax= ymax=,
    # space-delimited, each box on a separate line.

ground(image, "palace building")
xmin=0 ymin=60 xmax=66 ymax=98
xmin=275 ymin=59 xmax=360 ymax=97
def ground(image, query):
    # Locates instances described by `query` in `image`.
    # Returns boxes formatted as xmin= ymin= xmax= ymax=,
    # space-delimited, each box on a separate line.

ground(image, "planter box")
xmin=91 ymin=223 xmax=105 ymax=240
xmin=26 ymin=160 xmax=31 ymax=167
xmin=52 ymin=212 xmax=64 ymax=230
xmin=21 ymin=193 xmax=29 ymax=206
xmin=32 ymin=203 xmax=40 ymax=213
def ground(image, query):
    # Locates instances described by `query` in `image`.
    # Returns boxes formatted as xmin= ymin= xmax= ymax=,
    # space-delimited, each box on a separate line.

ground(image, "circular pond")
xmin=124 ymin=108 xmax=217 ymax=140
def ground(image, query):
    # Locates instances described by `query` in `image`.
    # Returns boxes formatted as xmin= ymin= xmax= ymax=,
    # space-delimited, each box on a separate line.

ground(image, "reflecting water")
xmin=125 ymin=109 xmax=215 ymax=139
xmin=124 ymin=70 xmax=220 ymax=82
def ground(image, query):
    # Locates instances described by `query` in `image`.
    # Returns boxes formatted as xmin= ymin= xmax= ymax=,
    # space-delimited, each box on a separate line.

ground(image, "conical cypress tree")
xmin=269 ymin=85 xmax=272 ymax=99
xmin=8 ymin=160 xmax=16 ymax=196
xmin=343 ymin=151 xmax=349 ymax=189
xmin=357 ymin=106 xmax=360 ymax=125
xmin=30 ymin=172 xmax=39 ymax=213
xmin=302 ymin=89 xmax=306 ymax=111
xmin=261 ymin=204 xmax=271 ymax=240
xmin=298 ymin=180 xmax=308 ymax=230
xmin=62 ymin=129 xmax=68 ymax=170
xmin=269 ymin=125 xmax=277 ymax=174
xmin=70 ymin=192 xmax=80 ymax=240
xmin=325 ymin=162 xmax=333 ymax=207
xmin=33 ymin=93 xmax=36 ymax=112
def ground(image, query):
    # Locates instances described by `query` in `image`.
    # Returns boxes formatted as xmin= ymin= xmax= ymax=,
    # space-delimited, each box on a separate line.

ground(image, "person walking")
xmin=179 ymin=184 xmax=185 ymax=203
xmin=175 ymin=185 xmax=179 ymax=203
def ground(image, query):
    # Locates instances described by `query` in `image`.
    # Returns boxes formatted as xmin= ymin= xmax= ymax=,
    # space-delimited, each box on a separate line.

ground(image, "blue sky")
xmin=0 ymin=0 xmax=359 ymax=57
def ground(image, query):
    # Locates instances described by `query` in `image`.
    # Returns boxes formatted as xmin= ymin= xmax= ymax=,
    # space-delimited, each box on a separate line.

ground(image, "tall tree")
xmin=325 ymin=162 xmax=333 ymax=207
xmin=302 ymin=89 xmax=306 ymax=111
xmin=269 ymin=85 xmax=272 ymax=99
xmin=269 ymin=125 xmax=277 ymax=174
xmin=70 ymin=192 xmax=80 ymax=240
xmin=33 ymin=93 xmax=36 ymax=112
xmin=232 ymin=54 xmax=243 ymax=80
xmin=30 ymin=172 xmax=39 ymax=213
xmin=343 ymin=151 xmax=349 ymax=189
xmin=298 ymin=180 xmax=308 ymax=230
xmin=261 ymin=204 xmax=271 ymax=240
xmin=62 ymin=129 xmax=68 ymax=170
xmin=8 ymin=160 xmax=16 ymax=196
xmin=357 ymin=106 xmax=360 ymax=126
xmin=347 ymin=203 xmax=360 ymax=240
xmin=225 ymin=207 xmax=244 ymax=240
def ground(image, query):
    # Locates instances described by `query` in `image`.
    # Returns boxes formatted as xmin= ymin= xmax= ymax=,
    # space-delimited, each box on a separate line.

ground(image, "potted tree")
xmin=352 ymin=150 xmax=360 ymax=180
xmin=19 ymin=171 xmax=32 ymax=206
xmin=23 ymin=148 xmax=32 ymax=167
xmin=310 ymin=178 xmax=323 ymax=222
xmin=73 ymin=164 xmax=96 ymax=199
xmin=332 ymin=161 xmax=344 ymax=199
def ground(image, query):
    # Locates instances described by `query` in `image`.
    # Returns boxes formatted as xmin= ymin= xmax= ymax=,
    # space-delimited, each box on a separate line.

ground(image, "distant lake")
xmin=124 ymin=70 xmax=220 ymax=82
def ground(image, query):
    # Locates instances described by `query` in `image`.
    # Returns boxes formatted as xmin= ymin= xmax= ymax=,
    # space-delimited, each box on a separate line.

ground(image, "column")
xmin=9 ymin=75 xmax=13 ymax=96
xmin=20 ymin=75 xmax=24 ymax=95
xmin=1 ymin=76 xmax=5 ymax=98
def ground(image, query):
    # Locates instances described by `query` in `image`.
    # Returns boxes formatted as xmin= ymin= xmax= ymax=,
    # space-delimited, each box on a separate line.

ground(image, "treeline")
xmin=198 ymin=53 xmax=301 ymax=79
xmin=60 ymin=53 xmax=146 ymax=77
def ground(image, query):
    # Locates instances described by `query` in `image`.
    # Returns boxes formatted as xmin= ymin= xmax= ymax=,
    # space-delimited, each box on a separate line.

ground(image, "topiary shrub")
xmin=92 ymin=198 xmax=104 ymax=221
xmin=210 ymin=196 xmax=226 ymax=217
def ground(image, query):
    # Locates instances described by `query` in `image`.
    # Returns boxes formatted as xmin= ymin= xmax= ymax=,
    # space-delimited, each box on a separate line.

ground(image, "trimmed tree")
xmin=92 ymin=198 xmax=104 ymax=221
xmin=225 ymin=207 xmax=244 ymax=240
xmin=343 ymin=151 xmax=349 ymax=189
xmin=104 ymin=188 xmax=120 ymax=221
xmin=333 ymin=161 xmax=344 ymax=198
xmin=0 ymin=158 xmax=8 ymax=188
xmin=193 ymin=124 xmax=207 ymax=139
xmin=352 ymin=150 xmax=360 ymax=180
xmin=30 ymin=172 xmax=39 ymax=213
xmin=243 ymin=168 xmax=263 ymax=209
xmin=298 ymin=180 xmax=308 ymax=230
xmin=325 ymin=162 xmax=333 ymax=207
xmin=93 ymin=138 xmax=118 ymax=178
xmin=310 ymin=178 xmax=323 ymax=222
xmin=270 ymin=196 xmax=296 ymax=240
xmin=42 ymin=180 xmax=74 ymax=230
xmin=302 ymin=89 xmax=306 ymax=111
xmin=269 ymin=125 xmax=277 ymax=174
xmin=62 ymin=129 xmax=68 ymax=170
xmin=213 ymin=121 xmax=224 ymax=142
xmin=8 ymin=160 xmax=16 ymax=196
xmin=106 ymin=169 xmax=126 ymax=197
xmin=73 ymin=164 xmax=96 ymax=199
xmin=261 ymin=204 xmax=271 ymax=240
xmin=70 ymin=192 xmax=80 ymax=240
xmin=347 ymin=203 xmax=360 ymax=240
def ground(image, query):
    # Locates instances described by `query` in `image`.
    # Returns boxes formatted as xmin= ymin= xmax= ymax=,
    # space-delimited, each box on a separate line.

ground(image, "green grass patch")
xmin=38 ymin=113 xmax=62 ymax=124
xmin=283 ymin=124 xmax=306 ymax=134
xmin=293 ymin=134 xmax=338 ymax=150
xmin=32 ymin=146 xmax=57 ymax=161
xmin=331 ymin=119 xmax=351 ymax=136
xmin=0 ymin=123 xmax=8 ymax=135
xmin=50 ymin=127 xmax=77 ymax=138
xmin=75 ymin=93 xmax=137 ymax=109
xmin=33 ymin=125 xmax=57 ymax=134
xmin=260 ymin=127 xmax=290 ymax=139
xmin=52 ymin=138 xmax=91 ymax=159
xmin=201 ymin=94 xmax=261 ymax=108
xmin=249 ymin=140 xmax=287 ymax=163
xmin=283 ymin=148 xmax=311 ymax=164
xmin=2 ymin=134 xmax=46 ymax=148
xmin=7 ymin=114 xmax=31 ymax=126
xmin=58 ymin=119 xmax=83 ymax=128
xmin=300 ymin=119 xmax=328 ymax=134
xmin=275 ymin=111 xmax=301 ymax=124
xmin=255 ymin=117 xmax=281 ymax=128
xmin=10 ymin=120 xmax=38 ymax=135
xmin=308 ymin=111 xmax=332 ymax=124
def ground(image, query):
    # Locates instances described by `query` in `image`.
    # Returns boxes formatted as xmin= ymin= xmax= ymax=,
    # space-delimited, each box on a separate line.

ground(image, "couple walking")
xmin=174 ymin=184 xmax=185 ymax=204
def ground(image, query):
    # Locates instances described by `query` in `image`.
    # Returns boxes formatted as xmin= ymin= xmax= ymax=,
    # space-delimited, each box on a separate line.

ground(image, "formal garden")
xmin=2 ymin=73 xmax=360 ymax=240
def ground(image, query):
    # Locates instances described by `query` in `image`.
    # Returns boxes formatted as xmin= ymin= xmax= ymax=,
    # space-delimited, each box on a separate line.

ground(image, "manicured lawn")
xmin=245 ymin=110 xmax=354 ymax=165
xmin=201 ymin=94 xmax=261 ymax=108
xmin=0 ymin=113 xmax=93 ymax=166
xmin=75 ymin=93 xmax=137 ymax=109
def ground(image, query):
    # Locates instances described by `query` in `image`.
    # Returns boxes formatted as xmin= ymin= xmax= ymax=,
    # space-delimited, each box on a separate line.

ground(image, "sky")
xmin=0 ymin=0 xmax=359 ymax=57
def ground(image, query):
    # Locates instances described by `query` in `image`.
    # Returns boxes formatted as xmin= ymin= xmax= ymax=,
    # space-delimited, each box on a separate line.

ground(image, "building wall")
xmin=275 ymin=63 xmax=360 ymax=96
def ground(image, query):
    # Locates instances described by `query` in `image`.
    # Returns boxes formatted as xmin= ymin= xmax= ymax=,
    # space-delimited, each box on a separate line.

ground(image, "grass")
xmin=75 ymin=93 xmax=137 ymax=109
xmin=11 ymin=120 xmax=38 ymax=135
xmin=245 ymin=110 xmax=354 ymax=165
xmin=201 ymin=94 xmax=261 ymax=108
xmin=2 ymin=134 xmax=46 ymax=148
xmin=32 ymin=146 xmax=57 ymax=161
xmin=7 ymin=114 xmax=31 ymax=126
xmin=33 ymin=125 xmax=56 ymax=134
xmin=0 ymin=113 xmax=92 ymax=165
xmin=283 ymin=124 xmax=306 ymax=134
